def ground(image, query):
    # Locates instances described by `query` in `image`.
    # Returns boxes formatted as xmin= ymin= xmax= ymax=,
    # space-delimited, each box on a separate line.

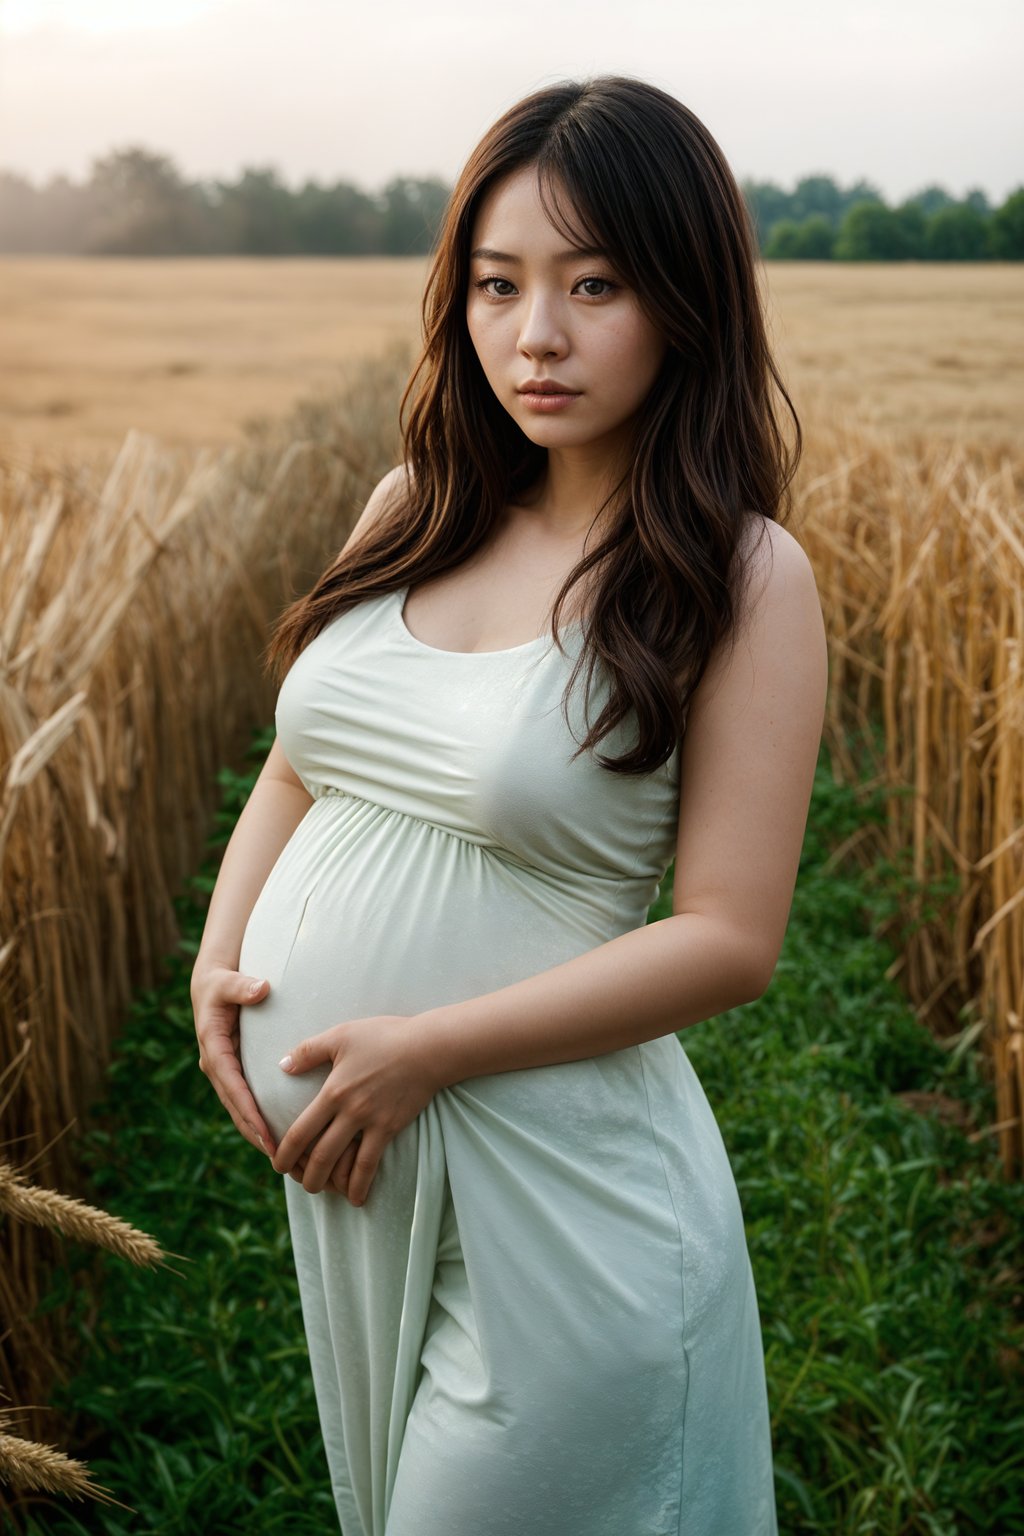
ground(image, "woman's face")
xmin=465 ymin=165 xmax=669 ymax=459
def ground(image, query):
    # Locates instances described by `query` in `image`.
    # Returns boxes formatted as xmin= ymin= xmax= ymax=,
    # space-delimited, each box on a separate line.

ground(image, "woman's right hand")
xmin=191 ymin=962 xmax=278 ymax=1159
xmin=190 ymin=962 xmax=358 ymax=1190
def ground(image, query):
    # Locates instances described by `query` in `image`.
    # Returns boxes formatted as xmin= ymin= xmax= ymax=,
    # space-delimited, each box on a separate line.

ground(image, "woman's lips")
xmin=517 ymin=390 xmax=582 ymax=412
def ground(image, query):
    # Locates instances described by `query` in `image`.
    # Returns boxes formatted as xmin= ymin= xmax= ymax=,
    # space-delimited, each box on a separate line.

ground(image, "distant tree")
xmin=0 ymin=149 xmax=1015 ymax=261
xmin=293 ymin=179 xmax=381 ymax=254
xmin=761 ymin=218 xmax=798 ymax=256
xmin=893 ymin=200 xmax=928 ymax=258
xmin=214 ymin=167 xmax=300 ymax=254
xmin=739 ymin=178 xmax=792 ymax=246
xmin=924 ymin=205 xmax=991 ymax=260
xmin=834 ymin=201 xmax=893 ymax=259
xmin=764 ymin=215 xmax=835 ymax=259
xmin=741 ymin=174 xmax=885 ymax=250
xmin=0 ymin=171 xmax=44 ymax=252
xmin=86 ymin=146 xmax=207 ymax=254
xmin=989 ymin=188 xmax=1024 ymax=258
xmin=905 ymin=183 xmax=957 ymax=217
xmin=835 ymin=199 xmax=926 ymax=260
xmin=762 ymin=218 xmax=800 ymax=257
xmin=844 ymin=178 xmax=887 ymax=209
xmin=789 ymin=175 xmax=845 ymax=224
xmin=24 ymin=172 xmax=91 ymax=251
xmin=377 ymin=176 xmax=450 ymax=255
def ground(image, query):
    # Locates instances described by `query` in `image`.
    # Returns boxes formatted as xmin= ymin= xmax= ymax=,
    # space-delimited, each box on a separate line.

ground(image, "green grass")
xmin=10 ymin=726 xmax=1024 ymax=1535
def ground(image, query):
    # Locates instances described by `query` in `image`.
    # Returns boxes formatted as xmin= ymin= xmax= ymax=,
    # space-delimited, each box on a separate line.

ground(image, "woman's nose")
xmin=517 ymin=294 xmax=569 ymax=360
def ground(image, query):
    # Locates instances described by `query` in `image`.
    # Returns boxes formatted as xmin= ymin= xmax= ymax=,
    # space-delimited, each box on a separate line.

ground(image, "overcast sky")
xmin=1 ymin=0 xmax=1020 ymax=205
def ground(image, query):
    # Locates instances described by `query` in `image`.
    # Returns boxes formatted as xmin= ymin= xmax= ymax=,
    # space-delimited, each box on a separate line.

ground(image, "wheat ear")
xmin=0 ymin=1161 xmax=164 ymax=1266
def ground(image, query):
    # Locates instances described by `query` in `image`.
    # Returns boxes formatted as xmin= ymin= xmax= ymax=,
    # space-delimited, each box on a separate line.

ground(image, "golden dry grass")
xmin=0 ymin=1162 xmax=164 ymax=1268
xmin=762 ymin=261 xmax=1024 ymax=447
xmin=1 ymin=258 xmax=1021 ymax=472
xmin=0 ymin=256 xmax=427 ymax=469
xmin=0 ymin=347 xmax=407 ymax=1449
xmin=0 ymin=1417 xmax=119 ymax=1506
xmin=0 ymin=1045 xmax=161 ymax=1512
xmin=0 ymin=267 xmax=1021 ymax=1493
xmin=792 ymin=423 xmax=1024 ymax=1174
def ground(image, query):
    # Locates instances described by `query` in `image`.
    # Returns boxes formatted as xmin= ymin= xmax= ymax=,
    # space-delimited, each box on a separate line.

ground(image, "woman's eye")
xmin=474 ymin=277 xmax=516 ymax=298
xmin=471 ymin=275 xmax=618 ymax=300
xmin=576 ymin=276 xmax=616 ymax=298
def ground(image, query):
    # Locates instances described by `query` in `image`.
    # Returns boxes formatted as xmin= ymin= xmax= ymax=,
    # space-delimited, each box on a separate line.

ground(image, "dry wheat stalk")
xmin=0 ymin=1423 xmax=118 ymax=1505
xmin=1 ymin=342 xmax=1020 ymax=1443
xmin=0 ymin=1161 xmax=163 ymax=1267
xmin=0 ymin=349 xmax=407 ymax=1441
xmin=794 ymin=416 xmax=1023 ymax=1170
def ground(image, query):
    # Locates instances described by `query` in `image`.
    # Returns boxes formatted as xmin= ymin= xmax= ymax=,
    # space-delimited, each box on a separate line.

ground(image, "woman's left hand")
xmin=270 ymin=1014 xmax=444 ymax=1203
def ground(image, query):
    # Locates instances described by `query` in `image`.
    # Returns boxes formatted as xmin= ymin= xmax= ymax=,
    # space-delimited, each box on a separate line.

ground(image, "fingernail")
xmin=257 ymin=1134 xmax=268 ymax=1152
xmin=249 ymin=979 xmax=264 ymax=995
xmin=278 ymin=1054 xmax=293 ymax=1071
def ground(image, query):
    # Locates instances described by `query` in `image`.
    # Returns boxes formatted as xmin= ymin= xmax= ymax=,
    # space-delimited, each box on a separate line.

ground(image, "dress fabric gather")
xmin=238 ymin=585 xmax=778 ymax=1536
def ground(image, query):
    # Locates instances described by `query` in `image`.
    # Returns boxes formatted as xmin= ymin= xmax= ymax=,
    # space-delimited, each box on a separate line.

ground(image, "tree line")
xmin=0 ymin=147 xmax=1020 ymax=260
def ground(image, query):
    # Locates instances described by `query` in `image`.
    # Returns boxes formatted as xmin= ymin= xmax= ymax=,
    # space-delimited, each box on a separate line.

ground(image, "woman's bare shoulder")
xmin=734 ymin=512 xmax=816 ymax=617
xmin=344 ymin=462 xmax=415 ymax=557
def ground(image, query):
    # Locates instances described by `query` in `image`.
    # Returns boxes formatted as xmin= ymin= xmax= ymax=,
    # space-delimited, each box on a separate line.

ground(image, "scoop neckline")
xmin=392 ymin=584 xmax=581 ymax=657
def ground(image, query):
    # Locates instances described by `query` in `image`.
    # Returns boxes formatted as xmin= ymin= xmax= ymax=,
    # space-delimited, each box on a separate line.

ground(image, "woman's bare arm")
xmin=190 ymin=742 xmax=315 ymax=1152
xmin=191 ymin=462 xmax=410 ymax=1149
xmin=410 ymin=519 xmax=829 ymax=1085
xmin=193 ymin=740 xmax=315 ymax=974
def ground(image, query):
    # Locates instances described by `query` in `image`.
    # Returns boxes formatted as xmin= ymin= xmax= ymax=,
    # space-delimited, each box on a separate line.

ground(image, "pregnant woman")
xmin=191 ymin=74 xmax=827 ymax=1535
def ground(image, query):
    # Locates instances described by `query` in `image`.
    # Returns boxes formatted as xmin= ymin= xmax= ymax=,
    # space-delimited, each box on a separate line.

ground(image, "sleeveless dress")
xmin=237 ymin=585 xmax=778 ymax=1536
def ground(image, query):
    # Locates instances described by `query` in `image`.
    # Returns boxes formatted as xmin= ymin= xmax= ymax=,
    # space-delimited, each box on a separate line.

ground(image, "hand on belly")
xmin=239 ymin=992 xmax=332 ymax=1146
xmin=247 ymin=1009 xmax=445 ymax=1207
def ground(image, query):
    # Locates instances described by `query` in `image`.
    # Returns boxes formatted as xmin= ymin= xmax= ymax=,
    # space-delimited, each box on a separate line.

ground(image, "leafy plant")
xmin=13 ymin=729 xmax=1024 ymax=1535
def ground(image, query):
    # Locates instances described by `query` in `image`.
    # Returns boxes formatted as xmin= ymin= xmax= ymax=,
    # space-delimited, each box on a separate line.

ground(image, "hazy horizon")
xmin=1 ymin=0 xmax=1020 ymax=207
xmin=1 ymin=153 xmax=1012 ymax=209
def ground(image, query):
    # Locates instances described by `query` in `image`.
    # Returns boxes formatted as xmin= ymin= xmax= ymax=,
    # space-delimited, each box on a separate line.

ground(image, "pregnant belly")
xmin=237 ymin=792 xmax=610 ymax=1144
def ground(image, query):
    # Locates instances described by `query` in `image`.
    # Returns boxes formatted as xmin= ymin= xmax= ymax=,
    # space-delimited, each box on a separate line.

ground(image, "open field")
xmin=15 ymin=739 xmax=1024 ymax=1535
xmin=1 ymin=257 xmax=1021 ymax=472
xmin=3 ymin=277 xmax=1023 ymax=1528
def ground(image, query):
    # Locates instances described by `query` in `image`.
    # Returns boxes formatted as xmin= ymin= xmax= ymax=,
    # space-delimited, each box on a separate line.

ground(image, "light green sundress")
xmin=238 ymin=585 xmax=778 ymax=1535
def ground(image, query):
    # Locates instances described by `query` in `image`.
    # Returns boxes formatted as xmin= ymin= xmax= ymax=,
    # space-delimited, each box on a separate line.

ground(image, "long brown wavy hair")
xmin=264 ymin=74 xmax=801 ymax=774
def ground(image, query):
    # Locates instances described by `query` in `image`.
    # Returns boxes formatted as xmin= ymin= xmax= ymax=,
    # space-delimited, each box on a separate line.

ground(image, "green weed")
xmin=12 ymin=729 xmax=1024 ymax=1534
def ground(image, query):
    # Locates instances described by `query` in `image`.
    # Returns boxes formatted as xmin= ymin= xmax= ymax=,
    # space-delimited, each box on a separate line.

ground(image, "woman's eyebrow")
xmin=470 ymin=245 xmax=611 ymax=263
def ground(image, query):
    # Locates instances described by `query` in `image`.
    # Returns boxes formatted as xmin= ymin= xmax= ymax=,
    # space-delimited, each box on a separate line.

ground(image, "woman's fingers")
xmin=192 ymin=968 xmax=276 ymax=1156
xmin=201 ymin=1027 xmax=276 ymax=1155
xmin=327 ymin=1139 xmax=361 ymax=1195
xmin=297 ymin=1123 xmax=364 ymax=1196
xmin=346 ymin=1132 xmax=385 ymax=1207
xmin=271 ymin=1090 xmax=341 ymax=1174
xmin=277 ymin=1028 xmax=335 ymax=1074
xmin=273 ymin=1027 xmax=353 ymax=1171
xmin=281 ymin=1140 xmax=363 ymax=1198
xmin=280 ymin=1141 xmax=361 ymax=1197
xmin=216 ymin=1044 xmax=275 ymax=1153
xmin=238 ymin=975 xmax=270 ymax=1005
xmin=259 ymin=1012 xmax=431 ymax=1199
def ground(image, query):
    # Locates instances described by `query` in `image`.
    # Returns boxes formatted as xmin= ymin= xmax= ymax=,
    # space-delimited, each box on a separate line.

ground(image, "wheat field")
xmin=1 ymin=257 xmax=1021 ymax=471
xmin=1 ymin=259 xmax=1022 ymax=1508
